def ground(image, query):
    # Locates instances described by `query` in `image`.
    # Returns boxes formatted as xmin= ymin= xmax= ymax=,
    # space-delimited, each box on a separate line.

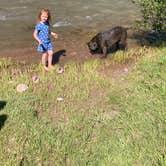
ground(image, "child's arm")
xmin=51 ymin=32 xmax=58 ymax=39
xmin=33 ymin=30 xmax=42 ymax=44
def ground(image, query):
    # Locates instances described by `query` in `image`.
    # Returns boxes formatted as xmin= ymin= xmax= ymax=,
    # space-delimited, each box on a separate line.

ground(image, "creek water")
xmin=0 ymin=0 xmax=140 ymax=61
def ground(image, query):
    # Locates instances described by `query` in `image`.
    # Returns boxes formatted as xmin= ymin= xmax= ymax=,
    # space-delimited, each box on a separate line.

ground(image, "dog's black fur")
xmin=87 ymin=26 xmax=128 ymax=58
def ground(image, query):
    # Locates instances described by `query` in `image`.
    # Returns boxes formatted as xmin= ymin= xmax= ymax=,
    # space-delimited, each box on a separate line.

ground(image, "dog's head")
xmin=87 ymin=41 xmax=98 ymax=51
xmin=87 ymin=33 xmax=101 ymax=54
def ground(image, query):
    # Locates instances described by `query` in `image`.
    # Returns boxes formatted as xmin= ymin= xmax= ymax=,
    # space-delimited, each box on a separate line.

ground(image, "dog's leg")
xmin=100 ymin=46 xmax=107 ymax=58
xmin=119 ymin=29 xmax=127 ymax=50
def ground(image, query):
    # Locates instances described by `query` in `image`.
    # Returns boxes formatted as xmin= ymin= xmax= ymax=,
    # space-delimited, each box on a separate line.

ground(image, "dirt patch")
xmin=48 ymin=108 xmax=68 ymax=123
xmin=100 ymin=60 xmax=137 ymax=82
xmin=0 ymin=38 xmax=95 ymax=65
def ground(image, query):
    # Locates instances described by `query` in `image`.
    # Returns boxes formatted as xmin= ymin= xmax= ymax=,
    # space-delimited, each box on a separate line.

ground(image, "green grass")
xmin=0 ymin=47 xmax=165 ymax=165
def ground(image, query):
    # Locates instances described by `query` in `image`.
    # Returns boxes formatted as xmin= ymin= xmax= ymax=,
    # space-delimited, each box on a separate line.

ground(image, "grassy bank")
xmin=0 ymin=47 xmax=165 ymax=165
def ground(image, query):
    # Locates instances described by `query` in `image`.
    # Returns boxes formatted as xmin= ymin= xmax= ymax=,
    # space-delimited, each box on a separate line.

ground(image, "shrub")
xmin=132 ymin=0 xmax=166 ymax=32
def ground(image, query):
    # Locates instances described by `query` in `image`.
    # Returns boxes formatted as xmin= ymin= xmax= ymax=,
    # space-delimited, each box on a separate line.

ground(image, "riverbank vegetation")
xmin=132 ymin=0 xmax=166 ymax=32
xmin=0 ymin=46 xmax=165 ymax=165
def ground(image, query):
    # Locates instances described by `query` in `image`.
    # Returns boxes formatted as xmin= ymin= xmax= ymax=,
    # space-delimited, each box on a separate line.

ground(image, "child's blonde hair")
xmin=38 ymin=8 xmax=51 ymax=23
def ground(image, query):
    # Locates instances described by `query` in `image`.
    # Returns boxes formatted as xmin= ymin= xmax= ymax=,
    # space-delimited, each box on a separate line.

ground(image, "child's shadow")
xmin=52 ymin=49 xmax=66 ymax=65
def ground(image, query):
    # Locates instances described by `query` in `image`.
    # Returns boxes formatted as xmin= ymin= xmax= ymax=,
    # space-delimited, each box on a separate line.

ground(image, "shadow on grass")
xmin=0 ymin=114 xmax=8 ymax=130
xmin=0 ymin=101 xmax=7 ymax=111
xmin=0 ymin=101 xmax=7 ymax=130
xmin=131 ymin=30 xmax=166 ymax=47
xmin=52 ymin=49 xmax=66 ymax=65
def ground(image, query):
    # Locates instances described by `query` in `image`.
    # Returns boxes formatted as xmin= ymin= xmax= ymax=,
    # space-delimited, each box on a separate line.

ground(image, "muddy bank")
xmin=0 ymin=28 xmax=161 ymax=65
xmin=0 ymin=37 xmax=94 ymax=65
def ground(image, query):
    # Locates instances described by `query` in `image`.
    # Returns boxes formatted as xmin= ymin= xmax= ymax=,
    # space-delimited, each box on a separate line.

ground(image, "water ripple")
xmin=53 ymin=21 xmax=72 ymax=27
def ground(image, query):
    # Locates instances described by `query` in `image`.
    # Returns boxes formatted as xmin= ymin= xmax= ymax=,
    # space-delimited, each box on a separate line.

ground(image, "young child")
xmin=33 ymin=9 xmax=58 ymax=71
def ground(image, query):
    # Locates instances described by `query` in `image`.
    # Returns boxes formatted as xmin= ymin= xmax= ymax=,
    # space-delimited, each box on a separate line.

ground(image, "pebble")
xmin=32 ymin=75 xmax=40 ymax=83
xmin=16 ymin=84 xmax=28 ymax=93
xmin=58 ymin=67 xmax=64 ymax=74
xmin=124 ymin=68 xmax=128 ymax=72
xmin=57 ymin=97 xmax=64 ymax=102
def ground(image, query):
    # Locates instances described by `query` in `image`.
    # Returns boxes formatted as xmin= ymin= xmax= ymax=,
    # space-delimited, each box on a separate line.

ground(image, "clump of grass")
xmin=107 ymin=46 xmax=157 ymax=66
xmin=0 ymin=58 xmax=13 ymax=68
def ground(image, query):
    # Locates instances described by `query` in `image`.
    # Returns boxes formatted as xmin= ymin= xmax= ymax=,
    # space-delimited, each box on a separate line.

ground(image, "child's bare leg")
xmin=48 ymin=50 xmax=53 ymax=68
xmin=41 ymin=52 xmax=49 ymax=71
xmin=41 ymin=52 xmax=47 ymax=66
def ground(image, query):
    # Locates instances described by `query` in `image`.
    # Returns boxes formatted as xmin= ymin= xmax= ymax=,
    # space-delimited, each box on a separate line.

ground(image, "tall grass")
xmin=0 ymin=47 xmax=165 ymax=165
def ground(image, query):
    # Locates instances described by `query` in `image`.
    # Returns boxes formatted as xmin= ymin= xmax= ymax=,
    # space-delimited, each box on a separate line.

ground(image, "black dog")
xmin=87 ymin=26 xmax=128 ymax=58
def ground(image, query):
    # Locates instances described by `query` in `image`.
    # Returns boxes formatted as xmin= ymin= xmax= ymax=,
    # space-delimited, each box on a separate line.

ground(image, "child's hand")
xmin=38 ymin=40 xmax=42 ymax=45
xmin=51 ymin=32 xmax=58 ymax=39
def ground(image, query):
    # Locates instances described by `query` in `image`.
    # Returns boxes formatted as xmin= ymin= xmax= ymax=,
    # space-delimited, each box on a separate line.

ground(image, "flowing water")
xmin=0 ymin=0 xmax=140 ymax=61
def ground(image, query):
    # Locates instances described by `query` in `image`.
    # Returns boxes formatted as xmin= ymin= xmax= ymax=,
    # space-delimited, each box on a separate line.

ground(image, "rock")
xmin=16 ymin=84 xmax=28 ymax=93
xmin=124 ymin=68 xmax=128 ymax=72
xmin=70 ymin=52 xmax=77 ymax=56
xmin=86 ymin=16 xmax=92 ymax=21
xmin=32 ymin=75 xmax=40 ymax=83
xmin=57 ymin=97 xmax=64 ymax=102
xmin=58 ymin=67 xmax=64 ymax=74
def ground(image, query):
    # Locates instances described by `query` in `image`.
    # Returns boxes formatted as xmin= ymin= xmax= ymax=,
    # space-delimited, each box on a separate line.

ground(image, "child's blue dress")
xmin=35 ymin=21 xmax=53 ymax=52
